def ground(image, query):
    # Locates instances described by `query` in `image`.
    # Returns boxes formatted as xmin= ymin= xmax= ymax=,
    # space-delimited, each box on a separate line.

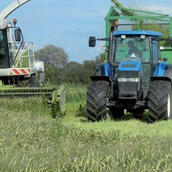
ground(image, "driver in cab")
xmin=127 ymin=40 xmax=142 ymax=58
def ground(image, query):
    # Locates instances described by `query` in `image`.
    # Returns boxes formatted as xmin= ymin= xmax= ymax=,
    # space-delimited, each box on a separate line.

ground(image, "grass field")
xmin=0 ymin=85 xmax=172 ymax=171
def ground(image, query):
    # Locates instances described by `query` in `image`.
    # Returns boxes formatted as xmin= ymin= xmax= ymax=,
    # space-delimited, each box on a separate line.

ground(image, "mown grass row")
xmin=0 ymin=86 xmax=172 ymax=171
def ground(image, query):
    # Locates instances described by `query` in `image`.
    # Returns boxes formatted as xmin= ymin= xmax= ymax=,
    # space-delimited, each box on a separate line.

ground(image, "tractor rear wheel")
xmin=87 ymin=81 xmax=110 ymax=122
xmin=148 ymin=80 xmax=172 ymax=122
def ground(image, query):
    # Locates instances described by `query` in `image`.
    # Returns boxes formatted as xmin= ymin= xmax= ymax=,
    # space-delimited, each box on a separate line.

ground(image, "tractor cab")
xmin=108 ymin=30 xmax=163 ymax=100
xmin=112 ymin=30 xmax=162 ymax=64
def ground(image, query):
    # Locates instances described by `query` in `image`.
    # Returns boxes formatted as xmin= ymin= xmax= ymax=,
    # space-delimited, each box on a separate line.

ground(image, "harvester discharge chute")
xmin=0 ymin=0 xmax=65 ymax=118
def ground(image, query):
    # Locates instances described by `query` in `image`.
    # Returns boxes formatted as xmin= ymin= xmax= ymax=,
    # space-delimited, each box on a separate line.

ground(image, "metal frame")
xmin=105 ymin=6 xmax=172 ymax=60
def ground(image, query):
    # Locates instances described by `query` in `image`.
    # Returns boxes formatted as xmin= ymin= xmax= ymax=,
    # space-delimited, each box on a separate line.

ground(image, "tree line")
xmin=35 ymin=45 xmax=103 ymax=85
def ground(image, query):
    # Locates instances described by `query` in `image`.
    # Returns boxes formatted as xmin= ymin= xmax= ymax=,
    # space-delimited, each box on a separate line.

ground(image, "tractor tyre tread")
xmin=87 ymin=81 xmax=110 ymax=122
xmin=148 ymin=80 xmax=172 ymax=122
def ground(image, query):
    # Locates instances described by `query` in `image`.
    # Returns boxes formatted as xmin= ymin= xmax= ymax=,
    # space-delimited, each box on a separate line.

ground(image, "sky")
xmin=0 ymin=0 xmax=172 ymax=63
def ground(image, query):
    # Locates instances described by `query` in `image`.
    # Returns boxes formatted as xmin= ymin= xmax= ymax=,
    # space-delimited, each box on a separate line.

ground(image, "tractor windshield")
xmin=0 ymin=30 xmax=10 ymax=68
xmin=114 ymin=37 xmax=150 ymax=63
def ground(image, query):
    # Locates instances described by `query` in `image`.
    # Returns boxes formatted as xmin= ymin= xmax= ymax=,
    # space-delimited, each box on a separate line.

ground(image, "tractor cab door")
xmin=0 ymin=30 xmax=10 ymax=68
xmin=152 ymin=40 xmax=160 ymax=67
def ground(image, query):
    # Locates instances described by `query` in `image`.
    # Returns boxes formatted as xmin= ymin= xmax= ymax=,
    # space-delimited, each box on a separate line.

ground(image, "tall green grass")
xmin=64 ymin=85 xmax=172 ymax=136
xmin=0 ymin=97 xmax=50 ymax=116
xmin=65 ymin=84 xmax=86 ymax=103
xmin=0 ymin=86 xmax=172 ymax=171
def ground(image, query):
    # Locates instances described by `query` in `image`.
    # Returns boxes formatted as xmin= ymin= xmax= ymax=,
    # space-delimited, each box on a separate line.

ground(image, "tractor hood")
xmin=118 ymin=60 xmax=142 ymax=73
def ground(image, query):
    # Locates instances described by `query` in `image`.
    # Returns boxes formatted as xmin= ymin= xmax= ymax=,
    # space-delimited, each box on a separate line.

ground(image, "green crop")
xmin=0 ymin=85 xmax=172 ymax=171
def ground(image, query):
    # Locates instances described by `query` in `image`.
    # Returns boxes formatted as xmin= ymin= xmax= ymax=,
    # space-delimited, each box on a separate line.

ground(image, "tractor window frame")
xmin=113 ymin=36 xmax=151 ymax=63
xmin=151 ymin=38 xmax=160 ymax=66
xmin=109 ymin=38 xmax=116 ymax=64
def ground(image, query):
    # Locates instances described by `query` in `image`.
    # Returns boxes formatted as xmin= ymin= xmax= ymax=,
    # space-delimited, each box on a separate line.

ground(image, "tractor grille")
xmin=118 ymin=71 xmax=139 ymax=78
xmin=118 ymin=71 xmax=140 ymax=99
xmin=121 ymin=64 xmax=137 ymax=68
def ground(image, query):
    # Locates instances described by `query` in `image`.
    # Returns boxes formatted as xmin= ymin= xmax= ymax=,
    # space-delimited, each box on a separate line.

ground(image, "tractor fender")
xmin=90 ymin=76 xmax=114 ymax=97
xmin=91 ymin=76 xmax=112 ymax=83
xmin=151 ymin=76 xmax=172 ymax=83
xmin=151 ymin=64 xmax=172 ymax=84
xmin=164 ymin=64 xmax=172 ymax=83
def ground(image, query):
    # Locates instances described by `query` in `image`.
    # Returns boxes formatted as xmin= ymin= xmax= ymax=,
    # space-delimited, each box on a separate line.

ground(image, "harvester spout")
xmin=0 ymin=0 xmax=31 ymax=20
xmin=0 ymin=0 xmax=31 ymax=29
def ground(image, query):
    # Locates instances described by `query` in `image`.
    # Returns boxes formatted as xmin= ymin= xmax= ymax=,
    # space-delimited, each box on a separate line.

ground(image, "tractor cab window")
xmin=0 ymin=30 xmax=10 ymax=68
xmin=114 ymin=37 xmax=150 ymax=63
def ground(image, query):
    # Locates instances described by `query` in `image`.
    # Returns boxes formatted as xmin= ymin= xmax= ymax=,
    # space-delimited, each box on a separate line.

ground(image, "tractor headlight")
xmin=118 ymin=78 xmax=140 ymax=82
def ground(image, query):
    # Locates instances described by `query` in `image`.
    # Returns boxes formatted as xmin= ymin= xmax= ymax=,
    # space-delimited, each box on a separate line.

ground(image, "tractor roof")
xmin=113 ymin=30 xmax=163 ymax=37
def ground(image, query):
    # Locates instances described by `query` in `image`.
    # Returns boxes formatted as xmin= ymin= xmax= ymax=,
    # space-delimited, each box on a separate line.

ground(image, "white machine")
xmin=0 ymin=0 xmax=44 ymax=86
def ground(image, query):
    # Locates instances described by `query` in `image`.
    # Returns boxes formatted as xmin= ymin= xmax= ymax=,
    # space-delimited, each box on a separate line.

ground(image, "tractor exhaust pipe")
xmin=109 ymin=26 xmax=115 ymax=60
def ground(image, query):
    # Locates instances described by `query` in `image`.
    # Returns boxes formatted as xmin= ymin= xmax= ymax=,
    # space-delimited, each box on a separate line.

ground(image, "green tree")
xmin=35 ymin=45 xmax=102 ymax=85
xmin=35 ymin=45 xmax=69 ymax=84
xmin=63 ymin=62 xmax=87 ymax=84
xmin=35 ymin=45 xmax=68 ymax=67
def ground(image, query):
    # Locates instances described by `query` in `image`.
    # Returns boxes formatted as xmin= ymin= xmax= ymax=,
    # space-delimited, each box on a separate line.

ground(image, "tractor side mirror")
xmin=14 ymin=29 xmax=22 ymax=42
xmin=89 ymin=36 xmax=96 ymax=47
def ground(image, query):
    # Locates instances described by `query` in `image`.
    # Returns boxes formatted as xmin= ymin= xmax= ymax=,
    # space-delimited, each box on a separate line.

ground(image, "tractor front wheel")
xmin=87 ymin=81 xmax=110 ymax=122
xmin=148 ymin=80 xmax=172 ymax=122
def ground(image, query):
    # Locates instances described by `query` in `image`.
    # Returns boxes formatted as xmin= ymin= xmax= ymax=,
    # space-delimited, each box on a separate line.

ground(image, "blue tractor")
xmin=87 ymin=30 xmax=172 ymax=122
